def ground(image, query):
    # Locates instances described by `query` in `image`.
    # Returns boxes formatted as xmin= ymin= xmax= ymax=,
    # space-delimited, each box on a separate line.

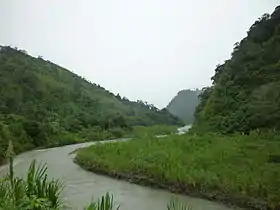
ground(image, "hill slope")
xmin=166 ymin=89 xmax=201 ymax=124
xmin=195 ymin=6 xmax=280 ymax=133
xmin=0 ymin=46 xmax=181 ymax=162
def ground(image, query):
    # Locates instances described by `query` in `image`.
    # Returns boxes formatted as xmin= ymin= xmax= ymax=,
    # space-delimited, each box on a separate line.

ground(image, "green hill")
xmin=166 ymin=89 xmax=201 ymax=124
xmin=0 ymin=46 xmax=181 ymax=163
xmin=194 ymin=6 xmax=280 ymax=133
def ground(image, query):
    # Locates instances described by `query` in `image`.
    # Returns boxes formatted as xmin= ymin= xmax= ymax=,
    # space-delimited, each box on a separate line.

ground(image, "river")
xmin=0 ymin=139 xmax=235 ymax=210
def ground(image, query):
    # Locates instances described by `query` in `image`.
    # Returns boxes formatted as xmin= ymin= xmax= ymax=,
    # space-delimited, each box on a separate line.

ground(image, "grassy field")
xmin=75 ymin=132 xmax=280 ymax=209
xmin=45 ymin=125 xmax=178 ymax=148
xmin=128 ymin=125 xmax=178 ymax=137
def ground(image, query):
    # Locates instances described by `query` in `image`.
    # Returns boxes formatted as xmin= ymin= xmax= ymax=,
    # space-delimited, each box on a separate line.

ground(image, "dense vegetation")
xmin=194 ymin=6 xmax=280 ymax=133
xmin=76 ymin=133 xmax=280 ymax=209
xmin=166 ymin=89 xmax=201 ymax=124
xmin=0 ymin=46 xmax=181 ymax=163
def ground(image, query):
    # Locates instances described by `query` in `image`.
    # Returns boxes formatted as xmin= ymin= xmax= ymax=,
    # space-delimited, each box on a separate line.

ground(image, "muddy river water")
xmin=0 ymin=139 xmax=235 ymax=210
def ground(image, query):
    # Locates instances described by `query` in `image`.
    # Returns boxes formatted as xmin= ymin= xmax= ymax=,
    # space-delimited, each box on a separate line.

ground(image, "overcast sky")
xmin=0 ymin=1 xmax=279 ymax=108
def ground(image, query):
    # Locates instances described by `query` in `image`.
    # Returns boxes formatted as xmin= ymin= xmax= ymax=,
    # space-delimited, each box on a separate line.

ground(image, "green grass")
xmin=75 ymin=133 xmax=280 ymax=209
xmin=129 ymin=125 xmax=178 ymax=138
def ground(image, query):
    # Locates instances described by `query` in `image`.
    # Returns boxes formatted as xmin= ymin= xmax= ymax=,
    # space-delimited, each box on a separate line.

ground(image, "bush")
xmin=109 ymin=128 xmax=124 ymax=138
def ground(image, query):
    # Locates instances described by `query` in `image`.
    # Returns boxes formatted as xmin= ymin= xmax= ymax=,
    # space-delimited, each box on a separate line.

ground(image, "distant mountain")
xmin=166 ymin=89 xmax=201 ymax=124
xmin=0 ymin=46 xmax=181 ymax=163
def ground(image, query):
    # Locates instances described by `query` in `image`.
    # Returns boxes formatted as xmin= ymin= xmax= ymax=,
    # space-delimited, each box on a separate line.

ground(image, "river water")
xmin=0 ymin=140 xmax=235 ymax=210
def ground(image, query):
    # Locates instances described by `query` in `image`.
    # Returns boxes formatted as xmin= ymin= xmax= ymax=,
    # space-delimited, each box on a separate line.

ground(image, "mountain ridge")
xmin=0 ymin=46 xmax=181 ymax=163
xmin=166 ymin=89 xmax=201 ymax=124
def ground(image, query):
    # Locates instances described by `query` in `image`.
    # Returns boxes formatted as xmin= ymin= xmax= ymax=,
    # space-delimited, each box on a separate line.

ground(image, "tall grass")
xmin=84 ymin=193 xmax=120 ymax=210
xmin=0 ymin=141 xmax=62 ymax=210
xmin=75 ymin=133 xmax=280 ymax=209
xmin=167 ymin=198 xmax=192 ymax=210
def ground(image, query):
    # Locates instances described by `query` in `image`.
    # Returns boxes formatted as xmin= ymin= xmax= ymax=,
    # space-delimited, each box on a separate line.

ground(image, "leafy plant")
xmin=84 ymin=193 xmax=120 ymax=210
xmin=25 ymin=160 xmax=62 ymax=208
xmin=167 ymin=198 xmax=192 ymax=210
xmin=0 ymin=141 xmax=62 ymax=210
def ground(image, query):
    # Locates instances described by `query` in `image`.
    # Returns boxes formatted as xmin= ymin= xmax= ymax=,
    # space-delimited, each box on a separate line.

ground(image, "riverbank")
xmin=1 ymin=129 xmax=232 ymax=210
xmin=75 ymin=133 xmax=280 ymax=210
xmin=0 ymin=128 xmax=117 ymax=165
xmin=0 ymin=125 xmax=177 ymax=165
xmin=1 ymin=142 xmax=194 ymax=210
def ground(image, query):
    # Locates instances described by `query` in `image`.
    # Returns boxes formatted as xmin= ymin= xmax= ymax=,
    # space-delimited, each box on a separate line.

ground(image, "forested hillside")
xmin=0 ymin=46 xmax=181 ymax=163
xmin=195 ymin=6 xmax=280 ymax=133
xmin=166 ymin=89 xmax=201 ymax=124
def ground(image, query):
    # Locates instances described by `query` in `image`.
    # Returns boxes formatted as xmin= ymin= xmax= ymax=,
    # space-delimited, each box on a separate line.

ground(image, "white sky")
xmin=0 ymin=0 xmax=279 ymax=108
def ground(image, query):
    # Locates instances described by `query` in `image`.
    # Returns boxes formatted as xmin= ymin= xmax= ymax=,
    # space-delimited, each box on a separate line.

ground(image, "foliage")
xmin=194 ymin=6 xmax=280 ymax=133
xmin=83 ymin=193 xmax=120 ymax=210
xmin=0 ymin=142 xmax=62 ymax=210
xmin=0 ymin=46 xmax=181 ymax=163
xmin=83 ymin=194 xmax=190 ymax=210
xmin=75 ymin=133 xmax=280 ymax=209
xmin=166 ymin=89 xmax=201 ymax=124
xmin=129 ymin=125 xmax=178 ymax=138
xmin=167 ymin=198 xmax=192 ymax=210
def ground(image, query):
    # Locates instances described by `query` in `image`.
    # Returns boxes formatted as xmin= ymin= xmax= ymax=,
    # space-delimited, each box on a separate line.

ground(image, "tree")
xmin=194 ymin=6 xmax=280 ymax=133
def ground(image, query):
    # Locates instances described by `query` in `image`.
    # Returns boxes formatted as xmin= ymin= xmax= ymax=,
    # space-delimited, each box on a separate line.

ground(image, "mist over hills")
xmin=166 ymin=89 xmax=201 ymax=124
